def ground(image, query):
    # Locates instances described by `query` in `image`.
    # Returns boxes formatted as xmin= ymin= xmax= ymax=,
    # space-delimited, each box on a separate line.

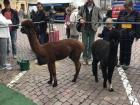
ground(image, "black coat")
xmin=98 ymin=27 xmax=115 ymax=41
xmin=32 ymin=10 xmax=47 ymax=34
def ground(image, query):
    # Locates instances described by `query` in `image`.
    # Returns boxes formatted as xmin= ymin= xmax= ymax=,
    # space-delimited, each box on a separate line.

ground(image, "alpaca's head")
xmin=109 ymin=29 xmax=120 ymax=43
xmin=21 ymin=20 xmax=35 ymax=35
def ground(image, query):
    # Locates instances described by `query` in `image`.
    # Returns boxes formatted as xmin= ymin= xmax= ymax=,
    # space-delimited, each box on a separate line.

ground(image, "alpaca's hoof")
xmin=72 ymin=79 xmax=76 ymax=82
xmin=109 ymin=88 xmax=114 ymax=92
xmin=103 ymin=83 xmax=107 ymax=88
xmin=53 ymin=83 xmax=57 ymax=87
xmin=47 ymin=81 xmax=52 ymax=84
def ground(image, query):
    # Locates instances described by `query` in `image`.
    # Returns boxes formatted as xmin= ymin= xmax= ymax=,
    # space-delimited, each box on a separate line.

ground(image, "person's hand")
xmin=80 ymin=19 xmax=85 ymax=24
xmin=67 ymin=22 xmax=70 ymax=25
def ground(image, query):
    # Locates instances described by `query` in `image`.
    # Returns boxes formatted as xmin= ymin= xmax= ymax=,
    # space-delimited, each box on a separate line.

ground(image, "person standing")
xmin=116 ymin=1 xmax=140 ymax=70
xmin=64 ymin=7 xmax=71 ymax=38
xmin=49 ymin=6 xmax=56 ymax=21
xmin=32 ymin=2 xmax=48 ymax=65
xmin=18 ymin=4 xmax=25 ymax=23
xmin=32 ymin=2 xmax=48 ymax=44
xmin=2 ymin=0 xmax=19 ymax=59
xmin=98 ymin=18 xmax=114 ymax=41
xmin=103 ymin=7 xmax=112 ymax=22
xmin=78 ymin=0 xmax=103 ymax=65
xmin=0 ymin=11 xmax=12 ymax=69
xmin=30 ymin=9 xmax=35 ymax=20
xmin=69 ymin=4 xmax=79 ymax=40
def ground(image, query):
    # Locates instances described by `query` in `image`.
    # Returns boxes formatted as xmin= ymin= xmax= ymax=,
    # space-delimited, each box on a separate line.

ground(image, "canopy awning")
xmin=37 ymin=0 xmax=73 ymax=4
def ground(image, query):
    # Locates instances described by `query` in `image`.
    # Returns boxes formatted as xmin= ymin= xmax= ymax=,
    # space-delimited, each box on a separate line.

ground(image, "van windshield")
xmin=135 ymin=0 xmax=140 ymax=2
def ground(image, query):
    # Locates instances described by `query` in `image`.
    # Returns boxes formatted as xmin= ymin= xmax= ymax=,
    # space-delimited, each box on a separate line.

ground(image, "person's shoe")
xmin=122 ymin=65 xmax=129 ymax=70
xmin=5 ymin=63 xmax=12 ymax=70
xmin=82 ymin=60 xmax=88 ymax=65
xmin=88 ymin=60 xmax=92 ymax=65
xmin=0 ymin=67 xmax=5 ymax=70
xmin=13 ymin=55 xmax=17 ymax=59
xmin=34 ymin=59 xmax=38 ymax=64
xmin=82 ymin=61 xmax=86 ymax=65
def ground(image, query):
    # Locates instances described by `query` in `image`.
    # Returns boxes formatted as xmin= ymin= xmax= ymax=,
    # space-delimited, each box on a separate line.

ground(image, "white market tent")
xmin=37 ymin=0 xmax=85 ymax=6
xmin=28 ymin=0 xmax=73 ymax=11
xmin=37 ymin=0 xmax=73 ymax=4
xmin=28 ymin=0 xmax=100 ymax=12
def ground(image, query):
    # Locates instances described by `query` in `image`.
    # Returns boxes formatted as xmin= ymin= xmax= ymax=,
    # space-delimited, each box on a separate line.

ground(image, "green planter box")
xmin=17 ymin=60 xmax=30 ymax=71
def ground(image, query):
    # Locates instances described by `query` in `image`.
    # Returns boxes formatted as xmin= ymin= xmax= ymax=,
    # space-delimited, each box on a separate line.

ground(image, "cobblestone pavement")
xmin=0 ymin=28 xmax=35 ymax=84
xmin=1 ymin=24 xmax=140 ymax=105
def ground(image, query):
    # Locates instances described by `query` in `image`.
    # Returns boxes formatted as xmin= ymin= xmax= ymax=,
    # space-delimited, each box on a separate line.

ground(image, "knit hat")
xmin=3 ymin=0 xmax=10 ymax=5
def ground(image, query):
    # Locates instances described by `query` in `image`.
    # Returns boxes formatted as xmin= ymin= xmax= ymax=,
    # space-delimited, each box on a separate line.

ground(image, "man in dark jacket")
xmin=32 ymin=2 xmax=48 ymax=65
xmin=2 ymin=0 xmax=19 ymax=59
xmin=32 ymin=2 xmax=48 ymax=44
xmin=116 ymin=1 xmax=140 ymax=70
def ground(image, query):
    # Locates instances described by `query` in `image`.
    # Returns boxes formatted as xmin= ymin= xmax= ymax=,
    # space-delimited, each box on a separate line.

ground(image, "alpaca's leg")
xmin=72 ymin=60 xmax=81 ymax=82
xmin=92 ymin=58 xmax=99 ymax=82
xmin=101 ymin=64 xmax=107 ymax=88
xmin=47 ymin=65 xmax=53 ymax=84
xmin=108 ymin=66 xmax=115 ymax=92
xmin=48 ymin=62 xmax=57 ymax=87
xmin=69 ymin=53 xmax=81 ymax=82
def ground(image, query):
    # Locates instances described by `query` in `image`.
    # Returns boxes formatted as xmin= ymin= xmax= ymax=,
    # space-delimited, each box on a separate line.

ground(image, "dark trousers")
xmin=0 ymin=38 xmax=8 ymax=68
xmin=7 ymin=30 xmax=17 ymax=55
xmin=119 ymin=29 xmax=134 ymax=65
xmin=66 ymin=28 xmax=70 ymax=38
xmin=39 ymin=31 xmax=48 ymax=44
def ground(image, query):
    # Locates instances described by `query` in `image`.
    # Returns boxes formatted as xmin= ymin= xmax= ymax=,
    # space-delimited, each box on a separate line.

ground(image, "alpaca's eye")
xmin=21 ymin=26 xmax=25 ymax=29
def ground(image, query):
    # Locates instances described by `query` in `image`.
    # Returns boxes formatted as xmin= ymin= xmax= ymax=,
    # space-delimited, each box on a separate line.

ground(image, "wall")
xmin=0 ymin=0 xmax=37 ymax=14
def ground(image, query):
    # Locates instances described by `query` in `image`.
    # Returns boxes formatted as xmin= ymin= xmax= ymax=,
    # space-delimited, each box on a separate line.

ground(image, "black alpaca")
xmin=91 ymin=29 xmax=120 ymax=92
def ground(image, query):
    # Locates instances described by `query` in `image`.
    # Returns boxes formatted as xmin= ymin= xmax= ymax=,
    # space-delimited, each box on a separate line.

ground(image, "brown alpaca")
xmin=21 ymin=20 xmax=84 ymax=87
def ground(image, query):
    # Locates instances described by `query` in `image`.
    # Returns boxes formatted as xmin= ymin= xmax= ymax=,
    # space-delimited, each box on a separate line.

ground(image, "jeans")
xmin=0 ymin=38 xmax=8 ymax=68
xmin=39 ymin=32 xmax=48 ymax=44
xmin=82 ymin=29 xmax=95 ymax=60
xmin=66 ymin=28 xmax=70 ymax=38
xmin=7 ymin=30 xmax=17 ymax=55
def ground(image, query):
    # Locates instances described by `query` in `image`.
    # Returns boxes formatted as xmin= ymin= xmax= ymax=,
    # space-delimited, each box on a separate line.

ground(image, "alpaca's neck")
xmin=27 ymin=30 xmax=45 ymax=56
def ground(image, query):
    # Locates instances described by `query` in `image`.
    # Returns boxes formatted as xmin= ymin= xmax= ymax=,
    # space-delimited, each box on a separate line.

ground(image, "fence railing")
xmin=0 ymin=20 xmax=140 ymax=105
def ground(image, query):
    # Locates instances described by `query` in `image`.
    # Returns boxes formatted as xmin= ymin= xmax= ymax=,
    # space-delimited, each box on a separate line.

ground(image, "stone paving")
xmin=14 ymin=59 xmax=131 ymax=105
xmin=0 ymin=29 xmax=35 ymax=84
xmin=0 ymin=24 xmax=140 ymax=105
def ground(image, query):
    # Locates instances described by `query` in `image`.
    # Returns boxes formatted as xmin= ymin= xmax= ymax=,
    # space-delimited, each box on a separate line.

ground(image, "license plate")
xmin=121 ymin=24 xmax=132 ymax=28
